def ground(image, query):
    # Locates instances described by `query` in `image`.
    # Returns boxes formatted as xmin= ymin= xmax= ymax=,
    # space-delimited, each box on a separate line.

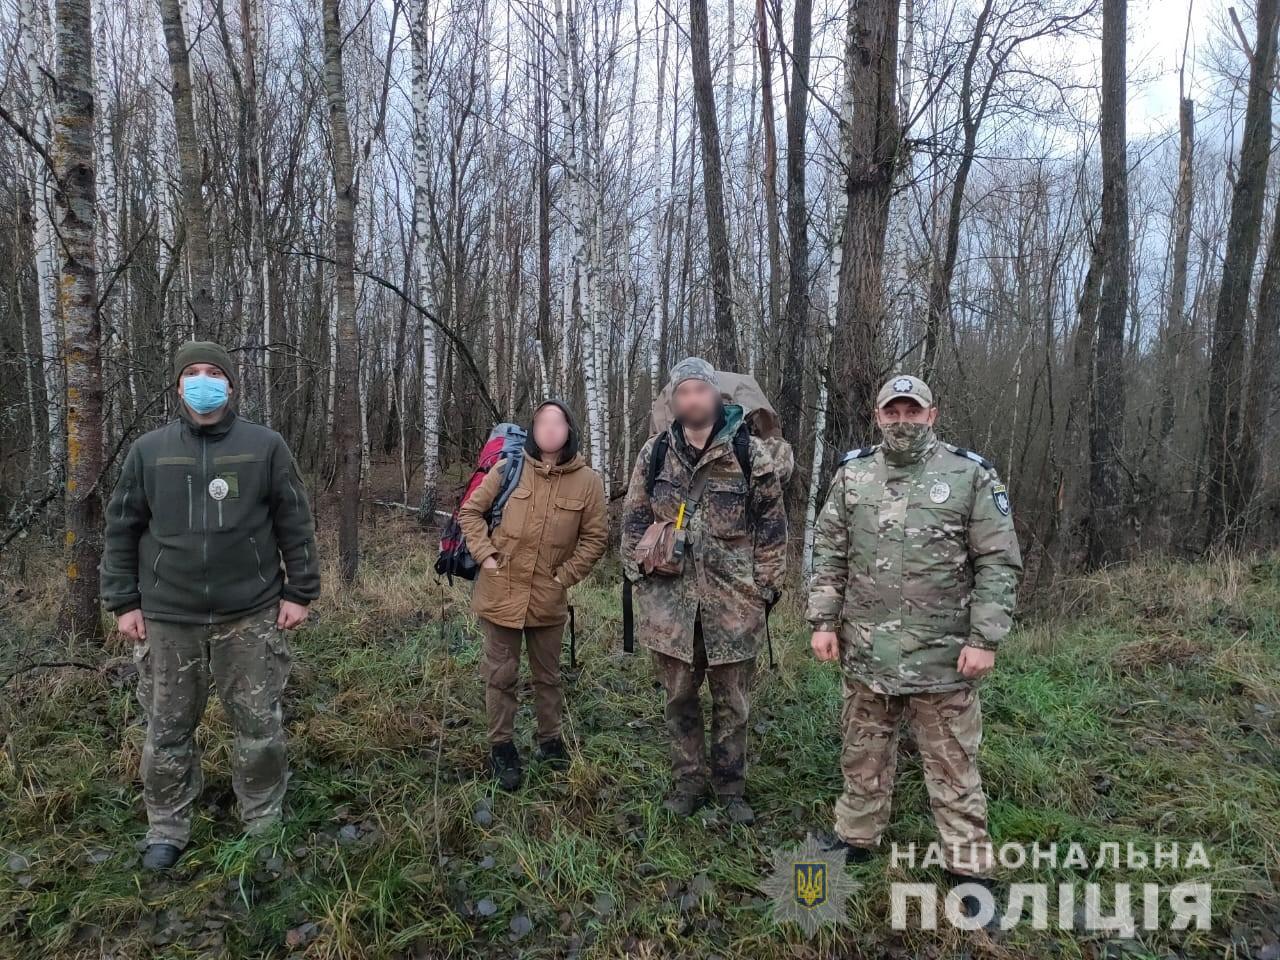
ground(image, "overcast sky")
xmin=1128 ymin=0 xmax=1227 ymax=137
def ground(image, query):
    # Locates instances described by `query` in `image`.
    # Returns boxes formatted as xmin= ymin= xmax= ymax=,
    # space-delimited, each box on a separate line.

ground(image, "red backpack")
xmin=435 ymin=423 xmax=527 ymax=582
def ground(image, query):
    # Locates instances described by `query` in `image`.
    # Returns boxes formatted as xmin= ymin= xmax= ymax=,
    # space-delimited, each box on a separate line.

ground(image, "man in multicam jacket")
xmin=806 ymin=374 xmax=1020 ymax=907
xmin=623 ymin=357 xmax=788 ymax=824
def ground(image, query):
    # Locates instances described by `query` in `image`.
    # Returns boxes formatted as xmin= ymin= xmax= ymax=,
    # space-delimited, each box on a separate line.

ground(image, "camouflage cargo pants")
xmin=134 ymin=606 xmax=291 ymax=847
xmin=479 ymin=618 xmax=565 ymax=745
xmin=651 ymin=621 xmax=756 ymax=798
xmin=836 ymin=678 xmax=993 ymax=877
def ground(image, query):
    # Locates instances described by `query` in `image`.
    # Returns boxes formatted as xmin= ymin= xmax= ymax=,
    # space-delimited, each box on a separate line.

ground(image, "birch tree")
xmin=413 ymin=0 xmax=441 ymax=518
xmin=158 ymin=0 xmax=217 ymax=336
xmin=52 ymin=0 xmax=104 ymax=639
xmin=322 ymin=0 xmax=361 ymax=582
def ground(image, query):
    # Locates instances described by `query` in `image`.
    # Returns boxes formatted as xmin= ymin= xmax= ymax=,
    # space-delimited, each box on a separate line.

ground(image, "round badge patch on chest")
xmin=929 ymin=480 xmax=951 ymax=504
xmin=208 ymin=477 xmax=229 ymax=501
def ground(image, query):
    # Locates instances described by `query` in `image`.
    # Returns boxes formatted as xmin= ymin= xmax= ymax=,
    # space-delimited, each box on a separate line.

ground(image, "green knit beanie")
xmin=173 ymin=341 xmax=237 ymax=393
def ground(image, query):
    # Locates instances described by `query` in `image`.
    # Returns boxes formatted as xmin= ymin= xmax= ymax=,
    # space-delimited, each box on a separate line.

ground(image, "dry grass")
xmin=0 ymin=520 xmax=1277 ymax=958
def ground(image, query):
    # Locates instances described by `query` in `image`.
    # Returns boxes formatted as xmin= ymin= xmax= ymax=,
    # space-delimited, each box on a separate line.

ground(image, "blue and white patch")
xmin=892 ymin=377 xmax=915 ymax=393
xmin=992 ymin=482 xmax=1010 ymax=516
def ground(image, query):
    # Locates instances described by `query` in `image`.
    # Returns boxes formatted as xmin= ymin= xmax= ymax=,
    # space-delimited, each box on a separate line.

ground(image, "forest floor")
xmin=0 ymin=514 xmax=1278 ymax=959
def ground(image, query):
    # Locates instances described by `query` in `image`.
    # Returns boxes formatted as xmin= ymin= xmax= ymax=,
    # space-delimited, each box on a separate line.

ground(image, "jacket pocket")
xmin=495 ymin=486 xmax=532 ymax=539
xmin=151 ymin=547 xmax=166 ymax=587
xmin=249 ymin=536 xmax=268 ymax=583
xmin=704 ymin=479 xmax=748 ymax=539
xmin=209 ymin=455 xmax=266 ymax=529
xmin=550 ymin=496 xmax=584 ymax=548
xmin=151 ymin=463 xmax=194 ymax=536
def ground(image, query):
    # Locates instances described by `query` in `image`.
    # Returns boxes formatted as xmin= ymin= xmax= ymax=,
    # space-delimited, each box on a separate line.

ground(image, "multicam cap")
xmin=669 ymin=356 xmax=720 ymax=392
xmin=876 ymin=374 xmax=933 ymax=409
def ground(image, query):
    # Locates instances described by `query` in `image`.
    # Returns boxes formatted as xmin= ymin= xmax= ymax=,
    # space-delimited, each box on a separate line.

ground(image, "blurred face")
xmin=533 ymin=404 xmax=570 ymax=455
xmin=672 ymin=379 xmax=720 ymax=430
xmin=875 ymin=398 xmax=936 ymax=427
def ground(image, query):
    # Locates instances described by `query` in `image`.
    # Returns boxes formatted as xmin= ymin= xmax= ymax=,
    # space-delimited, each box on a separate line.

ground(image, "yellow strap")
xmin=675 ymin=502 xmax=686 ymax=530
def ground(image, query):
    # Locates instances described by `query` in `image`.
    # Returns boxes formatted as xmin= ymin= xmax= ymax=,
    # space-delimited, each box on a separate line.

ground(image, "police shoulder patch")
xmin=944 ymin=442 xmax=994 ymax=471
xmin=840 ymin=446 xmax=877 ymax=464
xmin=992 ymin=482 xmax=1011 ymax=516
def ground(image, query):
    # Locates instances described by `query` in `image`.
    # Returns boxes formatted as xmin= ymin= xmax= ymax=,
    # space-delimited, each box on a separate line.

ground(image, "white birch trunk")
xmin=20 ymin=0 xmax=62 ymax=473
xmin=803 ymin=17 xmax=856 ymax=577
xmin=413 ymin=4 xmax=441 ymax=515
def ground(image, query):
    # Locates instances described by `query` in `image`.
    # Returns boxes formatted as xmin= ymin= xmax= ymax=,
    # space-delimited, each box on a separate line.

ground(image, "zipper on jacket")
xmin=186 ymin=475 xmax=193 ymax=529
xmin=203 ymin=436 xmax=211 ymax=623
xmin=250 ymin=536 xmax=267 ymax=583
xmin=152 ymin=547 xmax=165 ymax=587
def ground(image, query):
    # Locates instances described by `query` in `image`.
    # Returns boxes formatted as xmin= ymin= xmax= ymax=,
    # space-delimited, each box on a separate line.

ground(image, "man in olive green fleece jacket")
xmin=101 ymin=341 xmax=320 ymax=870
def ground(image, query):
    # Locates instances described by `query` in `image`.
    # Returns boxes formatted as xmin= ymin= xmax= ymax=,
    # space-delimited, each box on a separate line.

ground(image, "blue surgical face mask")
xmin=182 ymin=374 xmax=229 ymax=414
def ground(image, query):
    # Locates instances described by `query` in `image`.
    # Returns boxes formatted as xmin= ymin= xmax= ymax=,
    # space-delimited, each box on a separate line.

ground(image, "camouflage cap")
xmin=669 ymin=356 xmax=719 ymax=391
xmin=876 ymin=374 xmax=933 ymax=408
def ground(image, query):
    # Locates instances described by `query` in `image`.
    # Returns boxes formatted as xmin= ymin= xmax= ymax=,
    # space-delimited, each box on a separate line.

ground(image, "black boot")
xmin=535 ymin=736 xmax=569 ymax=769
xmin=141 ymin=842 xmax=182 ymax=871
xmin=945 ymin=872 xmax=998 ymax=925
xmin=490 ymin=741 xmax=522 ymax=791
xmin=826 ymin=838 xmax=875 ymax=865
xmin=662 ymin=787 xmax=707 ymax=817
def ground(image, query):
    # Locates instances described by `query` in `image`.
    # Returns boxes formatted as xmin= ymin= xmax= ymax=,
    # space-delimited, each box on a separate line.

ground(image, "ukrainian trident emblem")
xmin=761 ymin=835 xmax=858 ymax=935
xmin=794 ymin=862 xmax=827 ymax=909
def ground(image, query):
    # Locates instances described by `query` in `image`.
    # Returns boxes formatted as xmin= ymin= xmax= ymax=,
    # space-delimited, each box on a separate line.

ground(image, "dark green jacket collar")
xmin=177 ymin=404 xmax=238 ymax=440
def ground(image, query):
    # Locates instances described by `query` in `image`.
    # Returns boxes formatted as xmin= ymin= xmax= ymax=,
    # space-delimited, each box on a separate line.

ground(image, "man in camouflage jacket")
xmin=806 ymin=374 xmax=1021 ymax=890
xmin=623 ymin=357 xmax=787 ymax=823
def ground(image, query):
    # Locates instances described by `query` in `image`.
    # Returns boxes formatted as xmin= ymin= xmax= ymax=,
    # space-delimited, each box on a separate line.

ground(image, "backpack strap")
xmin=489 ymin=454 xmax=525 ymax=531
xmin=644 ymin=433 xmax=670 ymax=498
xmin=732 ymin=424 xmax=752 ymax=482
xmin=622 ymin=577 xmax=634 ymax=653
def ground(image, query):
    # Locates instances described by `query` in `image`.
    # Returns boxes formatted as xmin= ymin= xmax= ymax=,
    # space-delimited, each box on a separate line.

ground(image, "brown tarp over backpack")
xmin=648 ymin=371 xmax=794 ymax=485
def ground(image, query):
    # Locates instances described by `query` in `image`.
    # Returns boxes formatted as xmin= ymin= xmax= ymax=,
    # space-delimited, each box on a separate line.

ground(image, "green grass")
xmin=1 ymin=522 xmax=1277 ymax=958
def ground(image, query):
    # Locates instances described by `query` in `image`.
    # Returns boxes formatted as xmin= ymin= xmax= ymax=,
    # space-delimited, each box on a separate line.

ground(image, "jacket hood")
xmin=525 ymin=398 xmax=581 ymax=466
xmin=670 ymin=401 xmax=743 ymax=455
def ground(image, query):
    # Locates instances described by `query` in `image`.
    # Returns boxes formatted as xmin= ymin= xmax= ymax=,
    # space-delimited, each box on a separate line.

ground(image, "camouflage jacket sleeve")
xmin=966 ymin=467 xmax=1023 ymax=650
xmin=748 ymin=439 xmax=787 ymax=598
xmin=100 ymin=441 xmax=150 ymax=615
xmin=620 ymin=439 xmax=656 ymax=582
xmin=805 ymin=469 xmax=850 ymax=632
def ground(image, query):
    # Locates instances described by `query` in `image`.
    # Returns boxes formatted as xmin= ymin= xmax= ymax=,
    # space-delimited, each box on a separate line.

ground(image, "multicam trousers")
xmin=134 ymin=606 xmax=291 ymax=847
xmin=651 ymin=620 xmax=756 ymax=798
xmin=836 ymin=678 xmax=994 ymax=876
xmin=480 ymin=618 xmax=566 ymax=746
